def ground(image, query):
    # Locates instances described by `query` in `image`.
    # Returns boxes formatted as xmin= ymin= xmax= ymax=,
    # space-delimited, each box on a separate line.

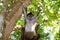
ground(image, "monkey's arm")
xmin=36 ymin=6 xmax=41 ymax=19
xmin=22 ymin=7 xmax=27 ymax=19
xmin=33 ymin=12 xmax=40 ymax=22
xmin=33 ymin=7 xmax=41 ymax=21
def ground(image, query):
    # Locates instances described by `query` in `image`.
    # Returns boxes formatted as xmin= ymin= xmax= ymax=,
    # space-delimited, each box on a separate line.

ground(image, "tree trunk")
xmin=2 ymin=0 xmax=30 ymax=40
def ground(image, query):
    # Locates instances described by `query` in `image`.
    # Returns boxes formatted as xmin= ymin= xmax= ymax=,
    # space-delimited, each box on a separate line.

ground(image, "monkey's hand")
xmin=33 ymin=22 xmax=38 ymax=28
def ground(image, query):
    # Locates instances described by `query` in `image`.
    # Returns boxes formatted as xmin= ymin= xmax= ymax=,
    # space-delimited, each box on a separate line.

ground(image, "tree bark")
xmin=2 ymin=0 xmax=30 ymax=40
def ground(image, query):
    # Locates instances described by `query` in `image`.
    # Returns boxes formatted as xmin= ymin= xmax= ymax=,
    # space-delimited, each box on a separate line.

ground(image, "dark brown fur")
xmin=21 ymin=27 xmax=40 ymax=40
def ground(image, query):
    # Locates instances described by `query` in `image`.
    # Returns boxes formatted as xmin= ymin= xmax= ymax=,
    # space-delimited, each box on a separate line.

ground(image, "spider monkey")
xmin=21 ymin=6 xmax=40 ymax=40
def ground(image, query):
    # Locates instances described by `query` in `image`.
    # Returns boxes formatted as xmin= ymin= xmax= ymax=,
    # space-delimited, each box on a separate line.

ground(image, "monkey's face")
xmin=27 ymin=15 xmax=33 ymax=20
xmin=27 ymin=12 xmax=34 ymax=20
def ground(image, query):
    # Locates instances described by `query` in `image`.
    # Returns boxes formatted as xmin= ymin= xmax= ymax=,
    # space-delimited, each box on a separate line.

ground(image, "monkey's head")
xmin=27 ymin=12 xmax=34 ymax=20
